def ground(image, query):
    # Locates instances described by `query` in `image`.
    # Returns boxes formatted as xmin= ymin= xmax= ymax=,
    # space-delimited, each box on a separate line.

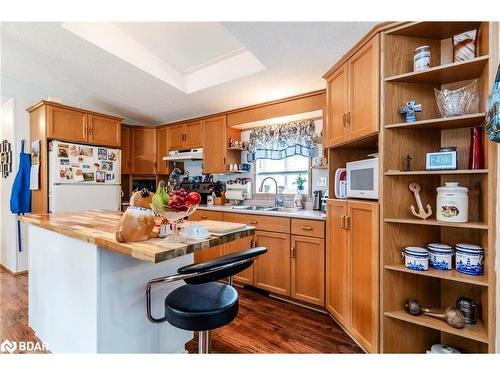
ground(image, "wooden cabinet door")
xmin=189 ymin=210 xmax=223 ymax=221
xmin=47 ymin=105 xmax=87 ymax=143
xmin=291 ymin=235 xmax=325 ymax=306
xmin=87 ymin=115 xmax=121 ymax=147
xmin=194 ymin=246 xmax=222 ymax=264
xmin=347 ymin=35 xmax=379 ymax=140
xmin=167 ymin=125 xmax=184 ymax=151
xmin=184 ymin=120 xmax=203 ymax=149
xmin=326 ymin=199 xmax=349 ymax=326
xmin=222 ymin=235 xmax=255 ymax=285
xmin=325 ymin=63 xmax=349 ymax=147
xmin=131 ymin=128 xmax=157 ymax=174
xmin=347 ymin=201 xmax=378 ymax=353
xmin=202 ymin=116 xmax=227 ymax=174
xmin=253 ymin=231 xmax=290 ymax=296
xmin=156 ymin=127 xmax=169 ymax=174
xmin=121 ymin=126 xmax=131 ymax=174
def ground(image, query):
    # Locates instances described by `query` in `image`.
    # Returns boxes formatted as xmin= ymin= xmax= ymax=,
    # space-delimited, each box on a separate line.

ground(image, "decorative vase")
xmin=468 ymin=127 xmax=485 ymax=169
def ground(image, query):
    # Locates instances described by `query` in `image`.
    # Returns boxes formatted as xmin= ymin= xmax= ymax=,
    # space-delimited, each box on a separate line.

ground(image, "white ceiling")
xmin=0 ymin=22 xmax=377 ymax=125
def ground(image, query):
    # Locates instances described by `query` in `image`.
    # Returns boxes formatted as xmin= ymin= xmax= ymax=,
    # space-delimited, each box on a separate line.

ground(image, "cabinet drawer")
xmin=223 ymin=213 xmax=290 ymax=233
xmin=190 ymin=210 xmax=223 ymax=221
xmin=291 ymin=219 xmax=325 ymax=238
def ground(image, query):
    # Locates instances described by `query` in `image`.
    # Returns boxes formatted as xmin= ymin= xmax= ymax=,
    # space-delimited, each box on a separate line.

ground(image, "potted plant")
xmin=293 ymin=175 xmax=306 ymax=192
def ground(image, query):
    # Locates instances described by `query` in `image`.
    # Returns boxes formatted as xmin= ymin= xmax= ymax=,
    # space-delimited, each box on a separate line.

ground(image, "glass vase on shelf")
xmin=468 ymin=127 xmax=485 ymax=169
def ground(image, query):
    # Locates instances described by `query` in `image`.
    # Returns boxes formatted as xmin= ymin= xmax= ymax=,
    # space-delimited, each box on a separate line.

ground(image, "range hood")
xmin=163 ymin=148 xmax=203 ymax=161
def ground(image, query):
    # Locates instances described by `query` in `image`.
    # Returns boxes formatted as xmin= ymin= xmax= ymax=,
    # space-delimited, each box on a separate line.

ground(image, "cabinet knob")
xmin=301 ymin=225 xmax=313 ymax=231
xmin=249 ymin=220 xmax=258 ymax=224
xmin=200 ymin=215 xmax=208 ymax=219
xmin=290 ymin=247 xmax=296 ymax=259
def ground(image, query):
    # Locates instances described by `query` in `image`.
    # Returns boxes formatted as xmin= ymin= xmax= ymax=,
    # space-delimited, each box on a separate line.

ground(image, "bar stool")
xmin=145 ymin=246 xmax=267 ymax=353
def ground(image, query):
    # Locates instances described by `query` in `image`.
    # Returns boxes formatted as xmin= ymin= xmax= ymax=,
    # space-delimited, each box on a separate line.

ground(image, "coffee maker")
xmin=312 ymin=190 xmax=323 ymax=211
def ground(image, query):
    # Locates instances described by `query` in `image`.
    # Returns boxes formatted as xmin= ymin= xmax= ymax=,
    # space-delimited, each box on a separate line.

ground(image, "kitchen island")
xmin=19 ymin=210 xmax=255 ymax=353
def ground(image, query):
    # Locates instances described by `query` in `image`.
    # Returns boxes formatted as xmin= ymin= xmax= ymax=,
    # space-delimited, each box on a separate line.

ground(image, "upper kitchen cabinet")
xmin=87 ymin=114 xmax=121 ymax=147
xmin=27 ymin=101 xmax=123 ymax=147
xmin=121 ymin=125 xmax=131 ymax=174
xmin=323 ymin=34 xmax=380 ymax=147
xmin=156 ymin=126 xmax=169 ymax=175
xmin=131 ymin=127 xmax=157 ymax=175
xmin=167 ymin=120 xmax=203 ymax=151
xmin=202 ymin=115 xmax=228 ymax=174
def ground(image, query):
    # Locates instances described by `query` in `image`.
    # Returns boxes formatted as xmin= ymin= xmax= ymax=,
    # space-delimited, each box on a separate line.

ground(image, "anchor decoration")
xmin=400 ymin=100 xmax=422 ymax=122
xmin=408 ymin=182 xmax=432 ymax=219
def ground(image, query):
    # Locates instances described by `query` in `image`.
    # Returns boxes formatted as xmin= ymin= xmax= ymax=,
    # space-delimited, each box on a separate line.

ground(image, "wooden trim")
xmin=0 ymin=263 xmax=28 ymax=276
xmin=159 ymin=89 xmax=326 ymax=128
xmin=322 ymin=22 xmax=399 ymax=79
xmin=26 ymin=100 xmax=123 ymax=121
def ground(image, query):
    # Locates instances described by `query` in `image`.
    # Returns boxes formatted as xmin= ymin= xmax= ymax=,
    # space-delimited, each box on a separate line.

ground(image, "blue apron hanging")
xmin=10 ymin=140 xmax=31 ymax=252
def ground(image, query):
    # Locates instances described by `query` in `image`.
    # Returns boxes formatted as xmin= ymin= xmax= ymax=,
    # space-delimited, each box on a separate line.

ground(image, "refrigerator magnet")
xmin=98 ymin=148 xmax=107 ymax=160
xmin=96 ymin=171 xmax=105 ymax=183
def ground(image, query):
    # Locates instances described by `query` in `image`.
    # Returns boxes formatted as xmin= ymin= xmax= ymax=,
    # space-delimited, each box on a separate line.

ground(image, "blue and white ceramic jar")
xmin=427 ymin=243 xmax=453 ymax=270
xmin=455 ymin=243 xmax=484 ymax=276
xmin=402 ymin=246 xmax=429 ymax=271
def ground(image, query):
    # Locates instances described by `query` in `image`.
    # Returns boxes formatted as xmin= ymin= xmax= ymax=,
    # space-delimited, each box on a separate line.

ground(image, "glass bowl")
xmin=151 ymin=203 xmax=199 ymax=242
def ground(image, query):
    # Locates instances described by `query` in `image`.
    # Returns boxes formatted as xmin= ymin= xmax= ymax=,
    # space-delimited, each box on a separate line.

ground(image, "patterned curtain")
xmin=247 ymin=119 xmax=315 ymax=161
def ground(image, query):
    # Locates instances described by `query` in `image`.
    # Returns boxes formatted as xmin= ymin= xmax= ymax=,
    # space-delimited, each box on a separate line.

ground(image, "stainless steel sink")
xmin=230 ymin=205 xmax=301 ymax=212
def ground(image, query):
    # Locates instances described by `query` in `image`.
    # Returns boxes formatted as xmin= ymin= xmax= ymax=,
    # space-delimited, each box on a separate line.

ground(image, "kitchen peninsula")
xmin=19 ymin=210 xmax=255 ymax=353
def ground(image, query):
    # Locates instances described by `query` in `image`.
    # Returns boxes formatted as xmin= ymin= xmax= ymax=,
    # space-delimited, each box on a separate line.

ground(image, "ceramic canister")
xmin=455 ymin=243 xmax=484 ymax=276
xmin=427 ymin=243 xmax=454 ymax=270
xmin=402 ymin=246 xmax=429 ymax=271
xmin=414 ymin=45 xmax=431 ymax=72
xmin=436 ymin=182 xmax=468 ymax=223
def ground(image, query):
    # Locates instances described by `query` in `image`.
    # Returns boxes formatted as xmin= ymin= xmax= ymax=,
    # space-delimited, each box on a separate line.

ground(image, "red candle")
xmin=468 ymin=127 xmax=485 ymax=169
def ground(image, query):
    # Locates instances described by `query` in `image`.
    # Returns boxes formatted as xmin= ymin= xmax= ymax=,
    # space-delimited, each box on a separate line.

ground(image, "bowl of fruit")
xmin=151 ymin=181 xmax=202 ymax=242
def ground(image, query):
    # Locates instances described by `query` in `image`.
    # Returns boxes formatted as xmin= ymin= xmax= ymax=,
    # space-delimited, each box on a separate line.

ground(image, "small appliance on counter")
xmin=334 ymin=168 xmax=347 ymax=199
xmin=312 ymin=190 xmax=323 ymax=210
xmin=225 ymin=179 xmax=252 ymax=205
xmin=346 ymin=157 xmax=379 ymax=199
xmin=320 ymin=193 xmax=328 ymax=212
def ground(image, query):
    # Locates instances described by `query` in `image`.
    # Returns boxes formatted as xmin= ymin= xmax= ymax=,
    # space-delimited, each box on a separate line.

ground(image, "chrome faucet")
xmin=258 ymin=177 xmax=284 ymax=207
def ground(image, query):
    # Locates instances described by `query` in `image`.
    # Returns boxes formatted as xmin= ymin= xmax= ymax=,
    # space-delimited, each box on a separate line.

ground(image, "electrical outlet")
xmin=319 ymin=176 xmax=327 ymax=187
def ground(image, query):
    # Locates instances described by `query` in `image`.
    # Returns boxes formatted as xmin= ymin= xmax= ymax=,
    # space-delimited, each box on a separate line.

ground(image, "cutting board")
xmin=198 ymin=220 xmax=248 ymax=235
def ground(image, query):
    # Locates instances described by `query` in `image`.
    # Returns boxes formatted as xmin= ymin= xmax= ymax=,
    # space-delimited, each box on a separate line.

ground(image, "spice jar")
xmin=436 ymin=182 xmax=468 ymax=222
xmin=414 ymin=45 xmax=431 ymax=72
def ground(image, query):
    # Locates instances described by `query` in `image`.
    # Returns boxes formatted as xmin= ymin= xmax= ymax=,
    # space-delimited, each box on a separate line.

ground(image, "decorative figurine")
xmin=400 ymin=100 xmax=422 ymax=122
xmin=115 ymin=188 xmax=156 ymax=242
xmin=408 ymin=182 xmax=432 ymax=219
xmin=403 ymin=154 xmax=412 ymax=171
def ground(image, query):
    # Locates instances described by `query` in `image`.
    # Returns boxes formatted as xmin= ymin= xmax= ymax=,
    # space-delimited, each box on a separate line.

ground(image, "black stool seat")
xmin=165 ymin=282 xmax=239 ymax=332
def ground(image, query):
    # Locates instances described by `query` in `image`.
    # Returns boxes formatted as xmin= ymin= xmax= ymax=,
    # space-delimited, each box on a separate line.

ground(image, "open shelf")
xmin=384 ymin=218 xmax=489 ymax=230
xmin=385 ymin=55 xmax=489 ymax=84
xmin=385 ymin=169 xmax=488 ymax=176
xmin=384 ymin=311 xmax=488 ymax=343
xmin=384 ymin=113 xmax=485 ymax=130
xmin=386 ymin=22 xmax=483 ymax=39
xmin=384 ymin=264 xmax=488 ymax=287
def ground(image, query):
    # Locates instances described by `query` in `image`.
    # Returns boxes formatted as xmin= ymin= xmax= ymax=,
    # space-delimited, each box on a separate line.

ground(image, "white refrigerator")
xmin=49 ymin=141 xmax=122 ymax=213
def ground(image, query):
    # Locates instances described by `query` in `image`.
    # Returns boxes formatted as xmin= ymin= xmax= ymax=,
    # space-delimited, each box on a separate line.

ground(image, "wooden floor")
xmin=0 ymin=268 xmax=362 ymax=354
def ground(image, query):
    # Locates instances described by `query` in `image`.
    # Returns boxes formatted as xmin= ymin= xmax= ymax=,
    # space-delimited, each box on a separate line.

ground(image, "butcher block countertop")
xmin=19 ymin=210 xmax=255 ymax=264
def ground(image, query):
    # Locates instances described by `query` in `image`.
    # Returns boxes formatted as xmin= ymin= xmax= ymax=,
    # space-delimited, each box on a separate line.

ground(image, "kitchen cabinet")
xmin=167 ymin=120 xmax=203 ymax=151
xmin=121 ymin=126 xmax=131 ymax=174
xmin=222 ymin=235 xmax=255 ymax=285
xmin=47 ymin=105 xmax=87 ymax=143
xmin=194 ymin=245 xmax=222 ymax=264
xmin=324 ymin=34 xmax=379 ymax=147
xmin=87 ymin=114 xmax=121 ymax=147
xmin=131 ymin=128 xmax=157 ymax=175
xmin=326 ymin=199 xmax=378 ymax=353
xmin=44 ymin=103 xmax=122 ymax=147
xmin=156 ymin=127 xmax=169 ymax=175
xmin=202 ymin=116 xmax=228 ymax=174
xmin=189 ymin=210 xmax=223 ymax=221
xmin=291 ymin=235 xmax=325 ymax=306
xmin=253 ymin=230 xmax=291 ymax=295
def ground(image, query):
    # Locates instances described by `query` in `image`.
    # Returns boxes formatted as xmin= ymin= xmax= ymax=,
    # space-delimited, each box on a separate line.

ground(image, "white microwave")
xmin=346 ymin=157 xmax=379 ymax=199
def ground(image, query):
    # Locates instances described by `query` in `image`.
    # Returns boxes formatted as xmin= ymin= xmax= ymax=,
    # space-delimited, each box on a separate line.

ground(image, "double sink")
xmin=231 ymin=205 xmax=300 ymax=212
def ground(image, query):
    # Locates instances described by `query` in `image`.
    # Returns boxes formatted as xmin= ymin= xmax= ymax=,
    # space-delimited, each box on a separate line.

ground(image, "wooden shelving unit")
xmin=384 ymin=113 xmax=485 ymax=130
xmin=380 ymin=21 xmax=497 ymax=353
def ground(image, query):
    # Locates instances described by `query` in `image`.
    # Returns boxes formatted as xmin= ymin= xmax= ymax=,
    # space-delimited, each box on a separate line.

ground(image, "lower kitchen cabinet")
xmin=326 ymin=199 xmax=378 ymax=353
xmin=194 ymin=245 xmax=222 ymax=264
xmin=222 ymin=235 xmax=255 ymax=285
xmin=253 ymin=230 xmax=291 ymax=296
xmin=291 ymin=235 xmax=325 ymax=306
